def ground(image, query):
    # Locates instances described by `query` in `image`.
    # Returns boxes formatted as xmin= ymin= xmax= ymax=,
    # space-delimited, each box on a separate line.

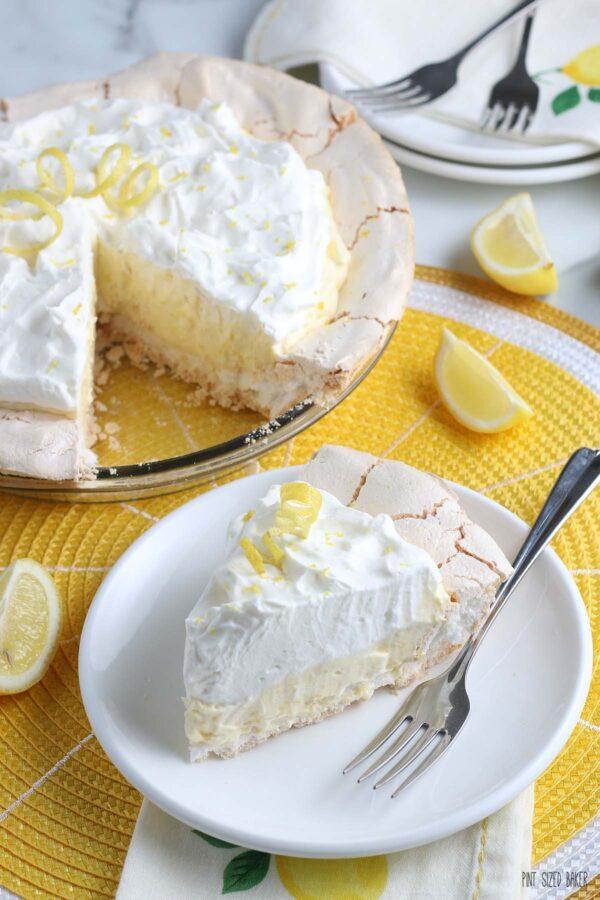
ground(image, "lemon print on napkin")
xmin=193 ymin=830 xmax=388 ymax=896
xmin=543 ymin=43 xmax=600 ymax=114
xmin=277 ymin=856 xmax=388 ymax=899
xmin=562 ymin=44 xmax=600 ymax=85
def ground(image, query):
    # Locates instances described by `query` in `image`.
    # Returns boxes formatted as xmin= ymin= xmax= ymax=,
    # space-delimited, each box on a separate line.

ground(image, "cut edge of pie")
xmin=0 ymin=54 xmax=414 ymax=481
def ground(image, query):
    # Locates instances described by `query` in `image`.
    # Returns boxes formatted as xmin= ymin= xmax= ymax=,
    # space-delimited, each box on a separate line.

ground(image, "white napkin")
xmin=117 ymin=789 xmax=533 ymax=899
xmin=245 ymin=0 xmax=600 ymax=147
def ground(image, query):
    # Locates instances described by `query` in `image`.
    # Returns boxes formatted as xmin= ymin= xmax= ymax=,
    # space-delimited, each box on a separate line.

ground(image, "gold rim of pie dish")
xmin=0 ymin=322 xmax=396 ymax=503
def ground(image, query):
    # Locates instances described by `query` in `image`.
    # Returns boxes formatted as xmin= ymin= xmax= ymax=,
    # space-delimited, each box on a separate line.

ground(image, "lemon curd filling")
xmin=0 ymin=96 xmax=350 ymax=423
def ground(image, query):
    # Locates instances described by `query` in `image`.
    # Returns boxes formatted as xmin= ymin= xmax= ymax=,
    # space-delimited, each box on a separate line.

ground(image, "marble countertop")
xmin=1 ymin=0 xmax=598 ymax=327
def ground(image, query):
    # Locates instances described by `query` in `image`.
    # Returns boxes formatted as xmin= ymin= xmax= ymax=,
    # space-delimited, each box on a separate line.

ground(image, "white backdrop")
xmin=1 ymin=0 xmax=597 ymax=324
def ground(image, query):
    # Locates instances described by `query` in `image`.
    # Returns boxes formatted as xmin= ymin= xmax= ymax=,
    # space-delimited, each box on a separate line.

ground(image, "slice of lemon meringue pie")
xmin=0 ymin=55 xmax=413 ymax=481
xmin=183 ymin=445 xmax=511 ymax=761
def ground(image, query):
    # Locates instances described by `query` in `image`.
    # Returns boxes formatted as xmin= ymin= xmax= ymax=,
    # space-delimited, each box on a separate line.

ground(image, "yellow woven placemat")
xmin=0 ymin=266 xmax=598 ymax=898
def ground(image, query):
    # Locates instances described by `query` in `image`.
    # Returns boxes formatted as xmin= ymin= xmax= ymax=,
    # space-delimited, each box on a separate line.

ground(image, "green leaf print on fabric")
xmin=551 ymin=86 xmax=581 ymax=115
xmin=222 ymin=850 xmax=270 ymax=893
xmin=588 ymin=88 xmax=600 ymax=102
xmin=192 ymin=829 xmax=238 ymax=849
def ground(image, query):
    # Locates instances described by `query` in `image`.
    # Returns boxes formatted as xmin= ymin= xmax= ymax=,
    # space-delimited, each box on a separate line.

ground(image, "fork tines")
xmin=343 ymin=682 xmax=453 ymax=798
xmin=481 ymin=102 xmax=534 ymax=135
xmin=348 ymin=80 xmax=432 ymax=113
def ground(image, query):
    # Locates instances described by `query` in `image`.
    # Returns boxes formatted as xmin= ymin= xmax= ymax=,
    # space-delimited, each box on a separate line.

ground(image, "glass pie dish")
xmin=0 ymin=324 xmax=395 ymax=502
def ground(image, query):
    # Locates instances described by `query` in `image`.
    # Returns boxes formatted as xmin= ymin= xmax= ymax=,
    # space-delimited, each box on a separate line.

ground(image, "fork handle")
xmin=494 ymin=448 xmax=600 ymax=608
xmin=451 ymin=448 xmax=600 ymax=677
xmin=514 ymin=14 xmax=535 ymax=69
xmin=454 ymin=0 xmax=539 ymax=61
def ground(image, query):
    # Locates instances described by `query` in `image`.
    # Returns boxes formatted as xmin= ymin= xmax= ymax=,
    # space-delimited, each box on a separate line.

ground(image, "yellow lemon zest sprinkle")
xmin=72 ymin=303 xmax=82 ymax=316
xmin=262 ymin=295 xmax=273 ymax=304
xmin=168 ymin=171 xmax=188 ymax=184
xmin=282 ymin=239 xmax=295 ymax=253
xmin=242 ymin=509 xmax=255 ymax=522
xmin=114 ymin=162 xmax=159 ymax=210
xmin=196 ymin=184 xmax=207 ymax=192
xmin=262 ymin=219 xmax=270 ymax=230
xmin=240 ymin=538 xmax=265 ymax=575
xmin=263 ymin=529 xmax=284 ymax=567
xmin=78 ymin=142 xmax=132 ymax=199
xmin=281 ymin=482 xmax=322 ymax=508
xmin=241 ymin=271 xmax=254 ymax=285
xmin=284 ymin=281 xmax=296 ymax=290
xmin=229 ymin=143 xmax=238 ymax=155
xmin=46 ymin=358 xmax=58 ymax=372
xmin=160 ymin=126 xmax=172 ymax=138
xmin=52 ymin=257 xmax=76 ymax=268
xmin=35 ymin=148 xmax=74 ymax=205
xmin=276 ymin=482 xmax=322 ymax=539
xmin=279 ymin=165 xmax=287 ymax=176
xmin=0 ymin=190 xmax=63 ymax=257
xmin=87 ymin=124 xmax=96 ymax=135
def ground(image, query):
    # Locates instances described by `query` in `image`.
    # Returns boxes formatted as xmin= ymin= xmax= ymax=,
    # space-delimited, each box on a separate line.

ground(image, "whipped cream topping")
xmin=184 ymin=484 xmax=449 ymax=707
xmin=0 ymin=98 xmax=349 ymax=415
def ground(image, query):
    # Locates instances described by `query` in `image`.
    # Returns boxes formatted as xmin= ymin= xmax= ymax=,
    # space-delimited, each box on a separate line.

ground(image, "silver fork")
xmin=346 ymin=0 xmax=538 ymax=114
xmin=344 ymin=447 xmax=600 ymax=798
xmin=481 ymin=13 xmax=540 ymax=134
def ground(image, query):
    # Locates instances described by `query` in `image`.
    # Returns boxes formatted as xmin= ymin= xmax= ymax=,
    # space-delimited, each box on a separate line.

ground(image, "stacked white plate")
xmin=320 ymin=64 xmax=600 ymax=185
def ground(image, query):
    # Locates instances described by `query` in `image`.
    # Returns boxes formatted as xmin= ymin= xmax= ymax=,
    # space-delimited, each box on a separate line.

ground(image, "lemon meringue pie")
xmin=183 ymin=445 xmax=512 ymax=761
xmin=0 ymin=55 xmax=414 ymax=481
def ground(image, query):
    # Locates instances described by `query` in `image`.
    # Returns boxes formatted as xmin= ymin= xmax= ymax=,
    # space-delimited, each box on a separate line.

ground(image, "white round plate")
xmin=320 ymin=63 xmax=596 ymax=168
xmin=79 ymin=466 xmax=592 ymax=857
xmin=382 ymin=137 xmax=600 ymax=185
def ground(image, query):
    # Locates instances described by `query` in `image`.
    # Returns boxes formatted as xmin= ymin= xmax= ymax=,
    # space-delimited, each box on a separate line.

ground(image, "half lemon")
xmin=0 ymin=559 xmax=62 ymax=694
xmin=435 ymin=327 xmax=533 ymax=433
xmin=471 ymin=193 xmax=558 ymax=295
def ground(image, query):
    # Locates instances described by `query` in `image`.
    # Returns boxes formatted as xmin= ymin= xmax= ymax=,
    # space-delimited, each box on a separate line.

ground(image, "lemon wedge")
xmin=471 ymin=193 xmax=558 ymax=296
xmin=435 ymin=327 xmax=533 ymax=433
xmin=0 ymin=559 xmax=62 ymax=694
